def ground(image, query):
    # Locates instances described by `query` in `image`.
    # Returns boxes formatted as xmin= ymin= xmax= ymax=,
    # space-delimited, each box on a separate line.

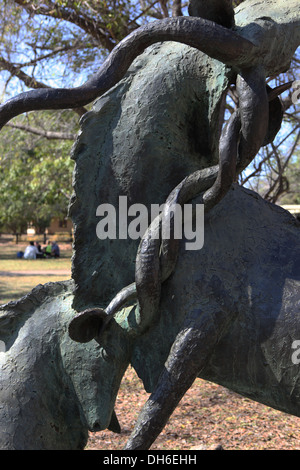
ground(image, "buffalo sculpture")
xmin=71 ymin=184 xmax=300 ymax=450
xmin=0 ymin=281 xmax=123 ymax=449
xmin=0 ymin=0 xmax=299 ymax=450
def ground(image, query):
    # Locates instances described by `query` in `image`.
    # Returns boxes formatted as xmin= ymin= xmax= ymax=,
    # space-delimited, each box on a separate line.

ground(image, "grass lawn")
xmin=0 ymin=238 xmax=72 ymax=306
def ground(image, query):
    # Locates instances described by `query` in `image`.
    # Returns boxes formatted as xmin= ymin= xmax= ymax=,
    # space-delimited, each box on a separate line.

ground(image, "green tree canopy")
xmin=0 ymin=1 xmax=193 ymax=232
xmin=0 ymin=110 xmax=74 ymax=234
xmin=0 ymin=0 xmax=299 ymax=234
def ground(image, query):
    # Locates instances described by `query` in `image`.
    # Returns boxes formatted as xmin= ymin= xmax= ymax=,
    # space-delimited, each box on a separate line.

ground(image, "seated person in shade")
xmin=35 ymin=241 xmax=44 ymax=259
xmin=23 ymin=241 xmax=38 ymax=260
xmin=51 ymin=242 xmax=60 ymax=258
xmin=44 ymin=241 xmax=52 ymax=257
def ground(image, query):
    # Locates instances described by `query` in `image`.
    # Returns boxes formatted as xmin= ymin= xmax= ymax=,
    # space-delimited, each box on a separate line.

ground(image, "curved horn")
xmin=267 ymin=81 xmax=293 ymax=102
xmin=0 ymin=16 xmax=256 ymax=131
xmin=105 ymin=283 xmax=137 ymax=316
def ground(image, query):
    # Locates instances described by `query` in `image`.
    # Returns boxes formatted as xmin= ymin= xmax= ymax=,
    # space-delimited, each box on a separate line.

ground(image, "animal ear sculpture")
xmin=188 ymin=0 xmax=235 ymax=28
xmin=69 ymin=283 xmax=137 ymax=343
xmin=68 ymin=308 xmax=108 ymax=343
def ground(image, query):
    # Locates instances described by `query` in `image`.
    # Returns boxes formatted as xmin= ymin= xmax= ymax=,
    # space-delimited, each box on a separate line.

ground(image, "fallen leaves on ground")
xmin=86 ymin=366 xmax=300 ymax=451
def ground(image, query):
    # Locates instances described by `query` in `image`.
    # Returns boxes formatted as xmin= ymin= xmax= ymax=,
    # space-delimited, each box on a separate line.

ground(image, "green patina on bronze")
xmin=0 ymin=0 xmax=299 ymax=450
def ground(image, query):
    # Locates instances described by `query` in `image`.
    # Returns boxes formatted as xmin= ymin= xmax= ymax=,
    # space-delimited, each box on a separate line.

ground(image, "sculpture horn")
xmin=0 ymin=16 xmax=256 ymax=131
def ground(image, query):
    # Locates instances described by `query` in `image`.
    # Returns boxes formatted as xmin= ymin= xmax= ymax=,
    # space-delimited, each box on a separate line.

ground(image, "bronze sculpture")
xmin=0 ymin=0 xmax=299 ymax=450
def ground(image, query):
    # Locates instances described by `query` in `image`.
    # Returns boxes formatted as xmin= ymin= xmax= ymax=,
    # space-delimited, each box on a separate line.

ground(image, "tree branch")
xmin=129 ymin=1 xmax=160 ymax=25
xmin=0 ymin=56 xmax=50 ymax=89
xmin=6 ymin=122 xmax=76 ymax=140
xmin=159 ymin=0 xmax=169 ymax=18
xmin=0 ymin=56 xmax=87 ymax=117
xmin=172 ymin=0 xmax=183 ymax=17
xmin=14 ymin=0 xmax=116 ymax=52
xmin=15 ymin=43 xmax=82 ymax=68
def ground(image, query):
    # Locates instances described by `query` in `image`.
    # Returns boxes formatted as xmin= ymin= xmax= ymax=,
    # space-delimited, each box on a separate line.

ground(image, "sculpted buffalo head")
xmin=64 ymin=305 xmax=133 ymax=433
xmin=68 ymin=293 xmax=144 ymax=432
xmin=0 ymin=281 xmax=133 ymax=449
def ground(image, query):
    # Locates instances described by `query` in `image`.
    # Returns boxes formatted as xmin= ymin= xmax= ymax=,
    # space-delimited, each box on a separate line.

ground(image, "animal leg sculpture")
xmin=124 ymin=305 xmax=238 ymax=450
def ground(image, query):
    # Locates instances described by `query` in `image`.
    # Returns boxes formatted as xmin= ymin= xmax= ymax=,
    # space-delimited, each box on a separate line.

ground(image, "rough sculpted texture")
xmin=125 ymin=185 xmax=300 ymax=448
xmin=69 ymin=43 xmax=230 ymax=309
xmin=0 ymin=0 xmax=300 ymax=450
xmin=0 ymin=281 xmax=126 ymax=449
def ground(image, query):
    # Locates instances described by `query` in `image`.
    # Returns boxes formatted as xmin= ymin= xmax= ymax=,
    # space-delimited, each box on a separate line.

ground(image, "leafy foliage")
xmin=0 ymin=0 xmax=299 ymax=234
xmin=0 ymin=111 xmax=74 ymax=233
xmin=0 ymin=1 xmax=191 ymax=232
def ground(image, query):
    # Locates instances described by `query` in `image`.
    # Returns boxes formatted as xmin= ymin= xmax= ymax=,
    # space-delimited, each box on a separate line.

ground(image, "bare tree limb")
xmin=13 ymin=0 xmax=116 ymax=52
xmin=13 ymin=43 xmax=82 ymax=68
xmin=6 ymin=122 xmax=76 ymax=140
xmin=172 ymin=0 xmax=183 ymax=17
xmin=159 ymin=0 xmax=169 ymax=17
xmin=129 ymin=1 xmax=160 ymax=25
xmin=0 ymin=56 xmax=50 ymax=89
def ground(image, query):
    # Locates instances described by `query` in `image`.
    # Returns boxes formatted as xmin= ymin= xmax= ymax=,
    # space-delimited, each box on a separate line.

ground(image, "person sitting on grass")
xmin=23 ymin=241 xmax=39 ymax=260
xmin=35 ymin=241 xmax=44 ymax=259
xmin=51 ymin=241 xmax=60 ymax=258
xmin=44 ymin=241 xmax=52 ymax=258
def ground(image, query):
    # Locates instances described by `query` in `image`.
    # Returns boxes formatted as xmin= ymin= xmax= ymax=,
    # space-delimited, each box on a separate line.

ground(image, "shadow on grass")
xmin=0 ymin=271 xmax=70 ymax=277
xmin=0 ymin=274 xmax=71 ymax=306
xmin=0 ymin=252 xmax=71 ymax=260
xmin=0 ymin=280 xmax=23 ymax=305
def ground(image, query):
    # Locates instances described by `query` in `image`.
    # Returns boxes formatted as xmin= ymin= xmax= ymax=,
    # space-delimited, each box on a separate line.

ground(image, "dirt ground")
xmin=86 ymin=367 xmax=300 ymax=451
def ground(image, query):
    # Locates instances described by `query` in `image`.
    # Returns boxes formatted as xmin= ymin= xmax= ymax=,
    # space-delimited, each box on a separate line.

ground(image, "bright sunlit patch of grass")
xmin=0 ymin=274 xmax=71 ymax=305
xmin=0 ymin=239 xmax=72 ymax=305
